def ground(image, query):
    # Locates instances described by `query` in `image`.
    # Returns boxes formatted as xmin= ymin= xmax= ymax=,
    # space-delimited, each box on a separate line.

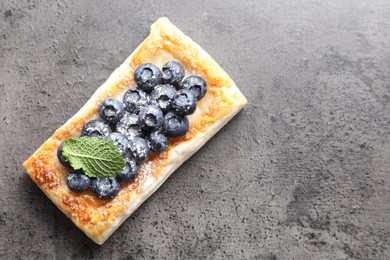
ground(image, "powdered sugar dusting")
xmin=140 ymin=160 xmax=154 ymax=179
xmin=124 ymin=160 xmax=155 ymax=192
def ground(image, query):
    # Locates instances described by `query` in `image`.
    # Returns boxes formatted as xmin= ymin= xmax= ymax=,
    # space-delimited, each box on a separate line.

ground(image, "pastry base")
xmin=23 ymin=17 xmax=247 ymax=245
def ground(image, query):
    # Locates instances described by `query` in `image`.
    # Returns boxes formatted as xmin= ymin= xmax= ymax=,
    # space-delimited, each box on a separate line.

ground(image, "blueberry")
xmin=162 ymin=112 xmax=189 ymax=138
xmin=57 ymin=142 xmax=70 ymax=167
xmin=162 ymin=61 xmax=185 ymax=86
xmin=91 ymin=177 xmax=120 ymax=200
xmin=138 ymin=105 xmax=164 ymax=132
xmin=147 ymin=131 xmax=168 ymax=153
xmin=182 ymin=76 xmax=207 ymax=100
xmin=134 ymin=63 xmax=162 ymax=93
xmin=172 ymin=89 xmax=197 ymax=116
xmin=67 ymin=170 xmax=91 ymax=192
xmin=116 ymin=112 xmax=143 ymax=140
xmin=81 ymin=119 xmax=111 ymax=138
xmin=117 ymin=157 xmax=139 ymax=182
xmin=123 ymin=88 xmax=149 ymax=114
xmin=150 ymin=84 xmax=176 ymax=113
xmin=117 ymin=126 xmax=144 ymax=141
xmin=106 ymin=132 xmax=129 ymax=156
xmin=99 ymin=98 xmax=125 ymax=124
xmin=129 ymin=137 xmax=150 ymax=162
xmin=117 ymin=112 xmax=140 ymax=128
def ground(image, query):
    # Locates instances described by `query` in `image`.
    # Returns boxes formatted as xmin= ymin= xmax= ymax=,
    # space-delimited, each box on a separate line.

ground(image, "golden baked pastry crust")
xmin=23 ymin=17 xmax=247 ymax=244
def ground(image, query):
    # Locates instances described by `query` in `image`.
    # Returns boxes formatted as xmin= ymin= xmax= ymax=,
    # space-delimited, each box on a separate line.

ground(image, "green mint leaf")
xmin=62 ymin=136 xmax=125 ymax=178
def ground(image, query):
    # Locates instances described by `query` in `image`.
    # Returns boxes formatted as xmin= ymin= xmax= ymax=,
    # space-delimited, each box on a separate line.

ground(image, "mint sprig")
xmin=62 ymin=137 xmax=125 ymax=178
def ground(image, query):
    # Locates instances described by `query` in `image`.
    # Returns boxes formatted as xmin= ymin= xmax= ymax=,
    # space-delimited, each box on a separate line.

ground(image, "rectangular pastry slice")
xmin=23 ymin=17 xmax=247 ymax=244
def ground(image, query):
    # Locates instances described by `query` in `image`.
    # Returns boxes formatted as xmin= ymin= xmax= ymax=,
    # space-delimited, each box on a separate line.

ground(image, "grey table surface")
xmin=1 ymin=0 xmax=390 ymax=259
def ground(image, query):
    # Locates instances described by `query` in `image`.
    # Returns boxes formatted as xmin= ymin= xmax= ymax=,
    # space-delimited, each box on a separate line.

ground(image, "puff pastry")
xmin=23 ymin=17 xmax=247 ymax=244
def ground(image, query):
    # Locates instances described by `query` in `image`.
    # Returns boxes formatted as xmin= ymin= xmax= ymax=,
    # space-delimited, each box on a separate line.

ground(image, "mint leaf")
xmin=62 ymin=137 xmax=125 ymax=178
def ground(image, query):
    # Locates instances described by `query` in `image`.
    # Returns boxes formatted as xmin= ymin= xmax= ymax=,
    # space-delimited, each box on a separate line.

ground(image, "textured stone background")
xmin=1 ymin=0 xmax=390 ymax=259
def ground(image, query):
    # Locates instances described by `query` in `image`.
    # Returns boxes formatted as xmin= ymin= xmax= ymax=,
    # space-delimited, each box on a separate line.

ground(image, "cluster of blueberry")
xmin=57 ymin=61 xmax=207 ymax=199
